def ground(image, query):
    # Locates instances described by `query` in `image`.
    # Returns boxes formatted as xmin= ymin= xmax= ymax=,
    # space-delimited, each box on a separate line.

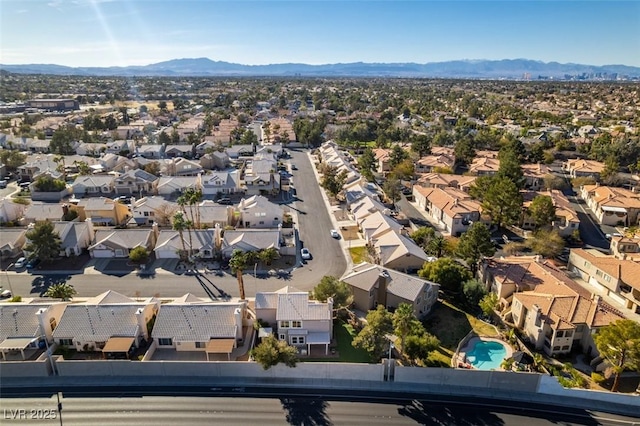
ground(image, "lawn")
xmin=306 ymin=320 xmax=371 ymax=363
xmin=423 ymin=300 xmax=500 ymax=365
xmin=349 ymin=247 xmax=370 ymax=264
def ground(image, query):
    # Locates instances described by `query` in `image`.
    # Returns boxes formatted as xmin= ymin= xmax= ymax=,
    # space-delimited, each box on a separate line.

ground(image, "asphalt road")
xmin=1 ymin=149 xmax=347 ymax=300
xmin=1 ymin=395 xmax=636 ymax=426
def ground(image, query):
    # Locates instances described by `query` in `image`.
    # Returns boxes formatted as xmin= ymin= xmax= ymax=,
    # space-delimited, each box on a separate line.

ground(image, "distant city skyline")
xmin=1 ymin=0 xmax=639 ymax=67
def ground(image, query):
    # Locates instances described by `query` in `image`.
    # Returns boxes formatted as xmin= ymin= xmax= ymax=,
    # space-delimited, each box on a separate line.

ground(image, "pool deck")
xmin=456 ymin=337 xmax=514 ymax=371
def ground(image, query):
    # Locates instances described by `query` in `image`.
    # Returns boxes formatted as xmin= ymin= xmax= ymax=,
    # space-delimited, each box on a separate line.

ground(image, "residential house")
xmin=350 ymin=195 xmax=390 ymax=222
xmin=241 ymin=158 xmax=280 ymax=195
xmin=21 ymin=202 xmax=65 ymax=224
xmin=71 ymin=175 xmax=115 ymax=197
xmin=413 ymin=186 xmax=482 ymax=236
xmin=373 ymin=231 xmax=428 ymax=272
xmin=164 ymin=144 xmax=194 ymax=159
xmin=89 ymin=227 xmax=158 ymax=258
xmin=200 ymin=151 xmax=230 ymax=170
xmin=154 ymin=229 xmax=215 ymax=259
xmin=521 ymin=190 xmax=580 ymax=237
xmin=71 ymin=197 xmax=131 ymax=226
xmin=255 ymin=286 xmax=332 ymax=355
xmin=114 ymin=125 xmax=144 ymax=140
xmin=52 ymin=291 xmax=158 ymax=356
xmin=468 ymin=156 xmax=500 ymax=176
xmin=207 ymin=118 xmax=240 ymax=146
xmin=580 ymin=184 xmax=640 ymax=226
xmin=512 ymin=282 xmax=625 ymax=358
xmin=197 ymin=201 xmax=234 ymax=228
xmin=105 ymin=140 xmax=135 ymax=155
xmin=161 ymin=158 xmax=203 ymax=176
xmin=522 ymin=163 xmax=551 ymax=190
xmin=0 ymin=229 xmax=26 ymax=260
xmin=221 ymin=229 xmax=281 ymax=258
xmin=0 ymin=301 xmax=68 ymax=360
xmin=136 ymin=144 xmax=165 ymax=159
xmin=52 ymin=220 xmax=95 ymax=257
xmin=131 ymin=196 xmax=179 ymax=226
xmin=17 ymin=155 xmax=63 ymax=182
xmin=372 ymin=148 xmax=391 ymax=174
xmin=358 ymin=211 xmax=404 ymax=244
xmin=343 ymin=180 xmax=382 ymax=207
xmin=226 ymin=145 xmax=254 ymax=160
xmin=415 ymin=147 xmax=456 ymax=173
xmin=202 ymin=171 xmax=240 ymax=196
xmin=415 ymin=173 xmax=476 ymax=193
xmin=113 ymin=169 xmax=158 ymax=196
xmin=610 ymin=235 xmax=640 ymax=261
xmin=195 ymin=140 xmax=218 ymax=157
xmin=264 ymin=118 xmax=295 ymax=144
xmin=76 ymin=142 xmax=107 ymax=157
xmin=341 ymin=262 xmax=439 ymax=319
xmin=100 ymin=154 xmax=135 ymax=173
xmin=236 ymin=195 xmax=282 ymax=228
xmin=564 ymin=159 xmax=605 ymax=180
xmin=0 ymin=199 xmax=28 ymax=224
xmin=151 ymin=296 xmax=246 ymax=360
xmin=568 ymin=248 xmax=640 ymax=315
xmin=155 ymin=176 xmax=201 ymax=197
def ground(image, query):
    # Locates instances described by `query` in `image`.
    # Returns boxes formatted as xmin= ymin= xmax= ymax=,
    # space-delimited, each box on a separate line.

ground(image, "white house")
xmin=221 ymin=229 xmax=281 ymax=258
xmin=236 ymin=195 xmax=283 ymax=228
xmin=154 ymin=229 xmax=215 ymax=259
xmin=89 ymin=227 xmax=158 ymax=258
xmin=131 ymin=196 xmax=179 ymax=226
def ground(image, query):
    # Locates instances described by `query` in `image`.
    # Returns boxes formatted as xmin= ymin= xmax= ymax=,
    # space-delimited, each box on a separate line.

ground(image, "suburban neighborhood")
xmin=0 ymin=74 xmax=639 ymax=417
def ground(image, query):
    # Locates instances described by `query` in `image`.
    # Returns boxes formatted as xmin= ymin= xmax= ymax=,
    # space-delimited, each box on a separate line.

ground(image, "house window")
xmin=49 ymin=317 xmax=57 ymax=330
xmin=158 ymin=338 xmax=173 ymax=346
xmin=259 ymin=221 xmax=264 ymax=225
xmin=195 ymin=342 xmax=206 ymax=349
xmin=280 ymin=321 xmax=290 ymax=328
xmin=556 ymin=331 xmax=564 ymax=338
xmin=279 ymin=334 xmax=286 ymax=341
xmin=144 ymin=212 xmax=150 ymax=217
xmin=291 ymin=321 xmax=302 ymax=328
xmin=553 ymin=346 xmax=561 ymax=351
xmin=59 ymin=338 xmax=73 ymax=346
xmin=561 ymin=345 xmax=570 ymax=351
xmin=290 ymin=336 xmax=305 ymax=345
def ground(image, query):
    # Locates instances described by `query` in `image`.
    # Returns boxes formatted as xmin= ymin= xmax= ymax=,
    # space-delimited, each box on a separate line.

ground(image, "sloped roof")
xmin=53 ymin=221 xmax=89 ymax=249
xmin=155 ymin=230 xmax=213 ymax=251
xmin=222 ymin=230 xmax=280 ymax=252
xmin=342 ymin=263 xmax=438 ymax=302
xmin=375 ymin=232 xmax=428 ymax=266
xmin=571 ymin=248 xmax=640 ymax=290
xmin=90 ymin=229 xmax=154 ymax=251
xmin=0 ymin=228 xmax=26 ymax=249
xmin=53 ymin=305 xmax=142 ymax=341
xmin=151 ymin=303 xmax=242 ymax=341
xmin=0 ymin=304 xmax=52 ymax=339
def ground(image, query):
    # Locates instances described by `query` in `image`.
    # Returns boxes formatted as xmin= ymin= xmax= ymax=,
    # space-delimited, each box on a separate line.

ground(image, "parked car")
xmin=26 ymin=258 xmax=41 ymax=270
xmin=14 ymin=257 xmax=26 ymax=268
xmin=116 ymin=195 xmax=132 ymax=204
xmin=0 ymin=289 xmax=12 ymax=299
xmin=301 ymin=248 xmax=311 ymax=260
xmin=0 ymin=180 xmax=7 ymax=189
xmin=330 ymin=229 xmax=340 ymax=239
xmin=291 ymin=164 xmax=298 ymax=171
xmin=216 ymin=197 xmax=232 ymax=205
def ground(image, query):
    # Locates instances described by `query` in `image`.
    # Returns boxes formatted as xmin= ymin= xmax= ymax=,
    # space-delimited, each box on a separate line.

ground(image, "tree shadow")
xmin=30 ymin=275 xmax=71 ymax=296
xmin=398 ymin=400 xmax=505 ymax=426
xmin=280 ymin=398 xmax=332 ymax=426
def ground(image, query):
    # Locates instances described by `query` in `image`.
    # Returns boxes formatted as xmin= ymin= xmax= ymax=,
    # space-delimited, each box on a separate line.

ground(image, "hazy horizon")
xmin=1 ymin=1 xmax=639 ymax=68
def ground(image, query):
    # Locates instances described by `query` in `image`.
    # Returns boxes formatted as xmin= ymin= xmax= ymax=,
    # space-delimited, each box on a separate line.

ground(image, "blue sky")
xmin=1 ymin=1 xmax=639 ymax=67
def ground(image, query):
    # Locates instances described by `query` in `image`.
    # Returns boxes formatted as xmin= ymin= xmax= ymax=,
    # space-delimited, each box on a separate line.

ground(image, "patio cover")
xmin=601 ymin=206 xmax=627 ymax=213
xmin=0 ymin=337 xmax=36 ymax=351
xmin=102 ymin=337 xmax=135 ymax=353
xmin=205 ymin=339 xmax=235 ymax=354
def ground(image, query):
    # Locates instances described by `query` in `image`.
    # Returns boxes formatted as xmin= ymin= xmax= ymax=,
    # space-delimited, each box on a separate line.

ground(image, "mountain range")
xmin=1 ymin=58 xmax=639 ymax=78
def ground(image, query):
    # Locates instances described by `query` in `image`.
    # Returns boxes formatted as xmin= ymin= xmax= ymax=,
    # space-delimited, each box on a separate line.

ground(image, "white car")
xmin=14 ymin=257 xmax=26 ymax=269
xmin=330 ymin=229 xmax=340 ymax=239
xmin=301 ymin=248 xmax=311 ymax=260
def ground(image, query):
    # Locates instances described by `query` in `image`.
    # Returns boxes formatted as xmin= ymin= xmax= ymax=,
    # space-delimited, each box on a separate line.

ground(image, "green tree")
xmin=479 ymin=292 xmax=499 ymax=317
xmin=418 ymin=257 xmax=471 ymax=293
xmin=410 ymin=227 xmax=435 ymax=249
xmin=411 ymin=134 xmax=430 ymax=157
xmin=594 ymin=319 xmax=640 ymax=392
xmin=0 ymin=150 xmax=26 ymax=171
xmin=389 ymin=144 xmax=408 ymax=168
xmin=481 ymin=177 xmax=523 ymax=228
xmin=258 ymin=247 xmax=280 ymax=266
xmin=528 ymin=229 xmax=565 ymax=258
xmin=50 ymin=124 xmax=82 ymax=155
xmin=358 ymin=147 xmax=376 ymax=174
xmin=158 ymin=101 xmax=168 ymax=112
xmin=171 ymin=212 xmax=188 ymax=258
xmin=393 ymin=159 xmax=415 ymax=181
xmin=311 ymin=276 xmax=353 ymax=316
xmin=404 ymin=333 xmax=441 ymax=363
xmin=426 ymin=235 xmax=447 ymax=257
xmin=456 ymin=222 xmax=495 ymax=269
xmin=129 ymin=246 xmax=149 ymax=265
xmin=252 ymin=334 xmax=298 ymax=370
xmin=74 ymin=160 xmax=91 ymax=176
xmin=158 ymin=131 xmax=171 ymax=146
xmin=462 ymin=279 xmax=487 ymax=309
xmin=601 ymin=156 xmax=620 ymax=184
xmin=44 ymin=283 xmax=77 ymax=301
xmin=352 ymin=305 xmax=393 ymax=361
xmin=25 ymin=221 xmax=62 ymax=263
xmin=240 ymin=129 xmax=259 ymax=146
xmin=383 ymin=175 xmax=402 ymax=203
xmin=468 ymin=175 xmax=494 ymax=201
xmin=143 ymin=162 xmax=161 ymax=177
xmin=392 ymin=303 xmax=416 ymax=355
xmin=320 ymin=165 xmax=348 ymax=198
xmin=528 ymin=195 xmax=556 ymax=229
xmin=543 ymin=174 xmax=565 ymax=190
xmin=497 ymin=149 xmax=525 ymax=189
xmin=454 ymin=137 xmax=475 ymax=166
xmin=229 ymin=249 xmax=248 ymax=300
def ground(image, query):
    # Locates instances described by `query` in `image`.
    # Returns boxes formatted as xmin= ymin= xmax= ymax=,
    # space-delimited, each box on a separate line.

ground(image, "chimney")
xmin=135 ymin=307 xmax=148 ymax=340
xmin=376 ymin=270 xmax=390 ymax=308
xmin=234 ymin=307 xmax=243 ymax=340
xmin=214 ymin=223 xmax=221 ymax=250
xmin=62 ymin=204 xmax=69 ymax=217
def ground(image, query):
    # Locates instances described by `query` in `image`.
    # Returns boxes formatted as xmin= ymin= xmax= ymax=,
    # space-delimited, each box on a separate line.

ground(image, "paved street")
xmin=0 ymin=395 xmax=635 ymax=425
xmin=0 ymin=149 xmax=347 ymax=300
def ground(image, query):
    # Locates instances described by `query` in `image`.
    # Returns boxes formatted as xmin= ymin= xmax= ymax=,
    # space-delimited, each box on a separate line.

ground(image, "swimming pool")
xmin=464 ymin=340 xmax=508 ymax=370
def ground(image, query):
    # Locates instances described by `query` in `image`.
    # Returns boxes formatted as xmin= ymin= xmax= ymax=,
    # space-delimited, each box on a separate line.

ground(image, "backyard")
xmin=424 ymin=300 xmax=500 ymax=367
xmin=348 ymin=247 xmax=372 ymax=264
xmin=306 ymin=320 xmax=371 ymax=363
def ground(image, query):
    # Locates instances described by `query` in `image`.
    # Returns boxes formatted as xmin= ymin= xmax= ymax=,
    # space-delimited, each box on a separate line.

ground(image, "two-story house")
xmin=341 ymin=263 xmax=439 ymax=319
xmin=131 ymin=196 xmax=179 ymax=226
xmin=136 ymin=144 xmax=165 ymax=159
xmin=113 ymin=169 xmax=158 ymax=196
xmin=236 ymin=195 xmax=282 ymax=228
xmin=413 ymin=186 xmax=482 ymax=236
xmin=241 ymin=158 xmax=280 ymax=196
xmin=52 ymin=220 xmax=95 ymax=257
xmin=71 ymin=197 xmax=131 ymax=226
xmin=415 ymin=147 xmax=456 ymax=173
xmin=202 ymin=171 xmax=240 ymax=196
xmin=164 ymin=144 xmax=194 ymax=159
xmin=415 ymin=173 xmax=476 ymax=193
xmin=564 ymin=159 xmax=605 ymax=180
xmin=255 ymin=286 xmax=333 ymax=355
xmin=0 ymin=229 xmax=26 ymax=260
xmin=580 ymin=184 xmax=640 ymax=227
xmin=199 ymin=151 xmax=231 ymax=170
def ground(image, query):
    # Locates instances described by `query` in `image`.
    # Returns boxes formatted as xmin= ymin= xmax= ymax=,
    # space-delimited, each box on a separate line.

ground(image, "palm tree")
xmin=186 ymin=188 xmax=203 ymax=228
xmin=392 ymin=303 xmax=415 ymax=356
xmin=44 ymin=283 xmax=77 ymax=301
xmin=176 ymin=195 xmax=193 ymax=256
xmin=258 ymin=247 xmax=279 ymax=266
xmin=427 ymin=236 xmax=446 ymax=258
xmin=53 ymin=155 xmax=66 ymax=181
xmin=229 ymin=249 xmax=248 ymax=300
xmin=172 ymin=212 xmax=188 ymax=259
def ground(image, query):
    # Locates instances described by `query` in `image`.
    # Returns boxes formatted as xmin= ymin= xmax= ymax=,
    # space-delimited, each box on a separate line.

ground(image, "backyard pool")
xmin=464 ymin=339 xmax=510 ymax=370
